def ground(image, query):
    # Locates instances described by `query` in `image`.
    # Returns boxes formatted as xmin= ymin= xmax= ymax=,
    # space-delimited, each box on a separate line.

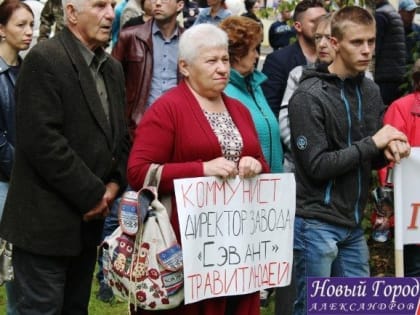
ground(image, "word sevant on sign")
xmin=202 ymin=240 xmax=274 ymax=267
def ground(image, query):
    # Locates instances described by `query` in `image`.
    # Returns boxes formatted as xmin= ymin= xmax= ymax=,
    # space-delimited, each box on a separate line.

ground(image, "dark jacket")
xmin=112 ymin=20 xmax=153 ymax=135
xmin=374 ymin=1 xmax=406 ymax=83
xmin=268 ymin=20 xmax=296 ymax=50
xmin=262 ymin=41 xmax=306 ymax=118
xmin=112 ymin=19 xmax=183 ymax=136
xmin=0 ymin=28 xmax=129 ymax=256
xmin=289 ymin=65 xmax=388 ymax=228
xmin=0 ymin=57 xmax=17 ymax=181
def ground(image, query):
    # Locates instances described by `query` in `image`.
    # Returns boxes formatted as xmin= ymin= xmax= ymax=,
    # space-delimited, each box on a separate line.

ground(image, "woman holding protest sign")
xmin=127 ymin=23 xmax=269 ymax=315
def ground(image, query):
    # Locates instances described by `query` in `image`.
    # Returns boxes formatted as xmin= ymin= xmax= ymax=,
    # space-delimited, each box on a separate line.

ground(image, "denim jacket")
xmin=0 ymin=57 xmax=18 ymax=181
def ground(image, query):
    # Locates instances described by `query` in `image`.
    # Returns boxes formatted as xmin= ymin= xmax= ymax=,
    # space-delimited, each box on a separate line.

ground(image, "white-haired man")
xmin=0 ymin=0 xmax=129 ymax=314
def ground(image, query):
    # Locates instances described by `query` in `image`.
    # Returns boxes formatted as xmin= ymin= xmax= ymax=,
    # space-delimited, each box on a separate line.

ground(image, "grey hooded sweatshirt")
xmin=289 ymin=64 xmax=388 ymax=228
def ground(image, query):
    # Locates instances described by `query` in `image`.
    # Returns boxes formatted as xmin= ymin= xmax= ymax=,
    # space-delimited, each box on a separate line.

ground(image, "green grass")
xmin=0 ymin=274 xmax=128 ymax=315
xmin=0 ymin=274 xmax=276 ymax=315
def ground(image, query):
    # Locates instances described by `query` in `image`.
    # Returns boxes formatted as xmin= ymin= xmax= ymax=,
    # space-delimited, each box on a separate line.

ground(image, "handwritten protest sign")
xmin=174 ymin=173 xmax=295 ymax=304
xmin=394 ymin=147 xmax=420 ymax=248
xmin=394 ymin=148 xmax=420 ymax=276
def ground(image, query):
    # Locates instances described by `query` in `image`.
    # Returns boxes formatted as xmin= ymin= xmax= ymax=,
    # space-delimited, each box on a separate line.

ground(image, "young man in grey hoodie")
xmin=288 ymin=6 xmax=411 ymax=315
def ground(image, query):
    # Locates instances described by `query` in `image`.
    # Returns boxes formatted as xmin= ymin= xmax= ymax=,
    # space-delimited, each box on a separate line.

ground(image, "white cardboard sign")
xmin=174 ymin=173 xmax=296 ymax=304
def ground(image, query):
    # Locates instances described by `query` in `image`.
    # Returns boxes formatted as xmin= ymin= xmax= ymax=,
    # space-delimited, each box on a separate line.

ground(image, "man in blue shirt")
xmin=113 ymin=0 xmax=184 ymax=134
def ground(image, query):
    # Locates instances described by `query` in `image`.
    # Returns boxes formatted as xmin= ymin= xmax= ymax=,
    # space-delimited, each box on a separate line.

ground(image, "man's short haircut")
xmin=178 ymin=23 xmax=228 ymax=63
xmin=331 ymin=6 xmax=375 ymax=40
xmin=293 ymin=0 xmax=324 ymax=22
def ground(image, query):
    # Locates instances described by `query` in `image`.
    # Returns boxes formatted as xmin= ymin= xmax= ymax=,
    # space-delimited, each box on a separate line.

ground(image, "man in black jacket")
xmin=374 ymin=0 xmax=406 ymax=106
xmin=262 ymin=0 xmax=326 ymax=118
xmin=289 ymin=6 xmax=410 ymax=315
xmin=0 ymin=0 xmax=128 ymax=313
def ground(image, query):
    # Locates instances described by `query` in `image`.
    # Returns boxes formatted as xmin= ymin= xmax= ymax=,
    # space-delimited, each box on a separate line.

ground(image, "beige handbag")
xmin=102 ymin=165 xmax=184 ymax=311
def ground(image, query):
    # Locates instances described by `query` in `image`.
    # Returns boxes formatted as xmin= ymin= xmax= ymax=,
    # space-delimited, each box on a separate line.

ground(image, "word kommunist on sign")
xmin=174 ymin=173 xmax=295 ymax=304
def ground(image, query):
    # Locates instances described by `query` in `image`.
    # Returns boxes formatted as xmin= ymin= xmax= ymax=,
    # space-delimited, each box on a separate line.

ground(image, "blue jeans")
xmin=96 ymin=197 xmax=120 ymax=285
xmin=293 ymin=216 xmax=370 ymax=315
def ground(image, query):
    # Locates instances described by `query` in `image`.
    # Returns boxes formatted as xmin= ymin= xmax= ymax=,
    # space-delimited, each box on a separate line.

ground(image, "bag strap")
xmin=142 ymin=163 xmax=173 ymax=218
xmin=137 ymin=186 xmax=156 ymax=222
xmin=143 ymin=164 xmax=162 ymax=188
xmin=116 ymin=164 xmax=161 ymax=236
xmin=128 ymin=213 xmax=146 ymax=313
xmin=126 ymin=187 xmax=158 ymax=313
xmin=137 ymin=187 xmax=176 ymax=245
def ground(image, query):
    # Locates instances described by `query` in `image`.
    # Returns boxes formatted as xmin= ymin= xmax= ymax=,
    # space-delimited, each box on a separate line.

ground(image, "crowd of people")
xmin=0 ymin=0 xmax=419 ymax=314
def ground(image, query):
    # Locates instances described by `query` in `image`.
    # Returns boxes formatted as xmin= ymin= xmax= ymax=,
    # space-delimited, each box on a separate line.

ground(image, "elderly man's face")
xmin=74 ymin=0 xmax=116 ymax=50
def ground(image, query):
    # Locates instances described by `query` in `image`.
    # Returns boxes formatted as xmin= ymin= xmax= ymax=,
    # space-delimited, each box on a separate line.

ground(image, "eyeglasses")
xmin=314 ymin=34 xmax=331 ymax=43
